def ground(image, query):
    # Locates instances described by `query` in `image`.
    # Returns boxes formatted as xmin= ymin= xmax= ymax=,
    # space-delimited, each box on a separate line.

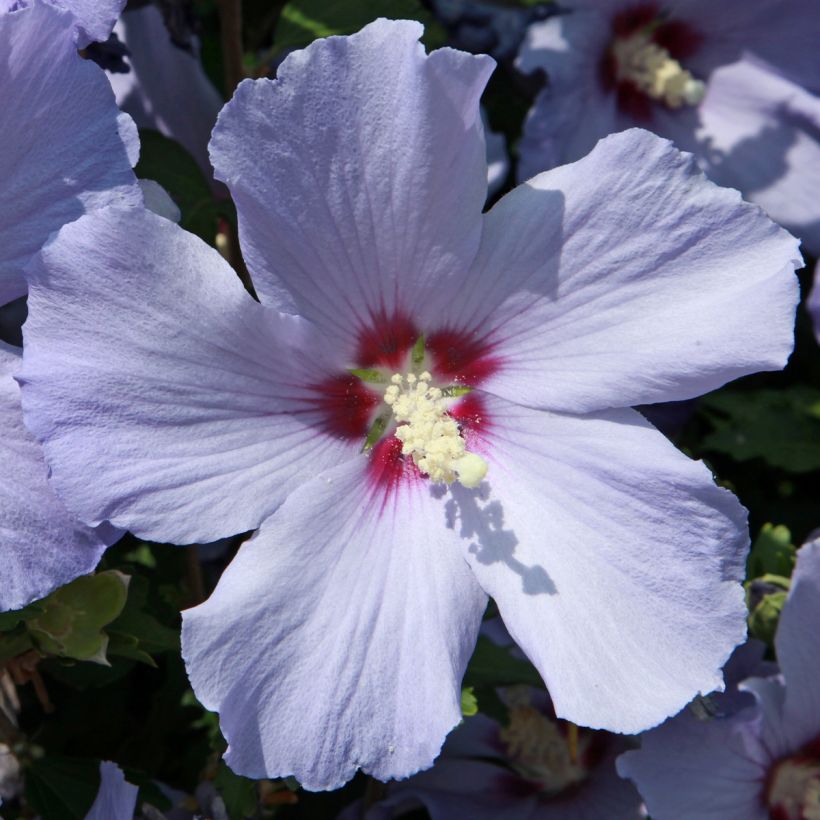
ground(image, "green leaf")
xmin=274 ymin=0 xmax=447 ymax=54
xmin=106 ymin=631 xmax=158 ymax=667
xmin=25 ymin=756 xmax=101 ymax=820
xmin=747 ymin=523 xmax=796 ymax=579
xmin=107 ymin=575 xmax=180 ymax=657
xmin=463 ymin=637 xmax=543 ymax=689
xmin=214 ymin=761 xmax=258 ymax=819
xmin=699 ymin=387 xmax=820 ymax=472
xmin=460 ymin=686 xmax=478 ymax=717
xmin=135 ymin=130 xmax=230 ymax=245
xmin=27 ymin=571 xmax=130 ymax=663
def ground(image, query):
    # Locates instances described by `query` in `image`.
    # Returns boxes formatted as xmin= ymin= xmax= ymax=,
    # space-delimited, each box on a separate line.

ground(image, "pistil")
xmin=612 ymin=31 xmax=705 ymax=108
xmin=384 ymin=372 xmax=487 ymax=488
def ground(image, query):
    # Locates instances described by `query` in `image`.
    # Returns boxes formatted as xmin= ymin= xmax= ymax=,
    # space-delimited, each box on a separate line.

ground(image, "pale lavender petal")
xmin=50 ymin=0 xmax=125 ymax=46
xmin=456 ymin=394 xmax=748 ymax=733
xmin=737 ymin=676 xmax=792 ymax=759
xmin=0 ymin=0 xmax=139 ymax=307
xmin=110 ymin=5 xmax=223 ymax=180
xmin=86 ymin=761 xmax=138 ymax=820
xmin=138 ymin=179 xmax=180 ymax=222
xmin=210 ymin=19 xmax=493 ymax=349
xmin=21 ymin=207 xmax=353 ymax=544
xmin=691 ymin=59 xmax=820 ymax=255
xmin=446 ymin=129 xmax=801 ymax=414
xmin=777 ymin=537 xmax=820 ymax=748
xmin=181 ymin=458 xmax=487 ymax=790
xmin=617 ymin=707 xmax=771 ymax=820
xmin=0 ymin=343 xmax=117 ymax=612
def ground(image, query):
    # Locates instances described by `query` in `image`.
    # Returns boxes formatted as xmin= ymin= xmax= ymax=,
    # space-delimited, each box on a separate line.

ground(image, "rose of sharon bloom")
xmin=20 ymin=20 xmax=801 ymax=789
xmin=0 ymin=343 xmax=118 ymax=612
xmin=516 ymin=1 xmax=820 ymax=254
xmin=0 ymin=0 xmax=139 ymax=308
xmin=343 ymin=687 xmax=642 ymax=820
xmin=86 ymin=761 xmax=138 ymax=820
xmin=618 ymin=537 xmax=820 ymax=820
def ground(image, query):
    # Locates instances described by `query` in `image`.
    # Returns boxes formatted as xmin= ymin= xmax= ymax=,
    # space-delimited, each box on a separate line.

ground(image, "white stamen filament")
xmin=612 ymin=32 xmax=705 ymax=108
xmin=384 ymin=372 xmax=487 ymax=488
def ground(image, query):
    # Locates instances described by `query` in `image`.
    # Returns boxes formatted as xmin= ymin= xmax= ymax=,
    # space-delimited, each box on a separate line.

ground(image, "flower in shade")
xmin=20 ymin=19 xmax=801 ymax=790
xmin=108 ymin=4 xmax=224 ymax=183
xmin=516 ymin=0 xmax=820 ymax=253
xmin=0 ymin=0 xmax=139 ymax=308
xmin=0 ymin=342 xmax=118 ymax=612
xmin=618 ymin=536 xmax=820 ymax=820
xmin=86 ymin=761 xmax=138 ymax=820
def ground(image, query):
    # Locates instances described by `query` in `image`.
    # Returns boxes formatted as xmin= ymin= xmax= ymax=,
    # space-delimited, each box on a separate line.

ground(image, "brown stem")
xmin=567 ymin=721 xmax=579 ymax=764
xmin=217 ymin=0 xmax=245 ymax=96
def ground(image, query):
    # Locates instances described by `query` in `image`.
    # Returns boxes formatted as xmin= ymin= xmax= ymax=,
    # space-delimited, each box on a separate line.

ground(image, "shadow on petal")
xmin=441 ymin=482 xmax=557 ymax=596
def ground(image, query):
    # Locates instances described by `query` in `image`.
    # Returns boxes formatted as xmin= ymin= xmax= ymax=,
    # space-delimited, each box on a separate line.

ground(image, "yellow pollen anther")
xmin=384 ymin=372 xmax=487 ymax=488
xmin=613 ymin=32 xmax=705 ymax=108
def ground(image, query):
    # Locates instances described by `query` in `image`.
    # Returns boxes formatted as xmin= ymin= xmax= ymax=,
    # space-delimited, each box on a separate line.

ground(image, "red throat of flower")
xmin=307 ymin=309 xmax=502 ymax=497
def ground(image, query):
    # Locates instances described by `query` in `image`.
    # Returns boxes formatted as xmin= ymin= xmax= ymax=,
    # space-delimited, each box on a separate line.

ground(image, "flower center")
xmin=611 ymin=30 xmax=705 ymax=108
xmin=499 ymin=695 xmax=587 ymax=795
xmin=768 ymin=754 xmax=820 ymax=819
xmin=383 ymin=372 xmax=487 ymax=489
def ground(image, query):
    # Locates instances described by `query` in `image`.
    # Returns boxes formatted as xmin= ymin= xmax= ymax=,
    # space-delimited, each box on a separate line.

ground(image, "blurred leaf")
xmin=699 ymin=387 xmax=820 ymax=472
xmin=274 ymin=0 xmax=446 ymax=54
xmin=122 ymin=543 xmax=158 ymax=569
xmin=182 ymin=689 xmax=224 ymax=749
xmin=135 ymin=130 xmax=230 ymax=245
xmin=215 ymin=761 xmax=258 ymax=819
xmin=108 ymin=575 xmax=180 ymax=658
xmin=747 ymin=523 xmax=796 ymax=579
xmin=28 ymin=571 xmax=130 ymax=664
xmin=464 ymin=637 xmax=542 ymax=689
xmin=747 ymin=586 xmax=789 ymax=646
xmin=106 ymin=632 xmax=158 ymax=667
xmin=460 ymin=686 xmax=478 ymax=717
xmin=25 ymin=756 xmax=100 ymax=820
xmin=0 ymin=602 xmax=43 ymax=632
